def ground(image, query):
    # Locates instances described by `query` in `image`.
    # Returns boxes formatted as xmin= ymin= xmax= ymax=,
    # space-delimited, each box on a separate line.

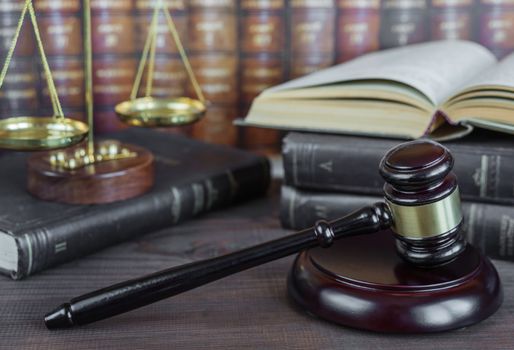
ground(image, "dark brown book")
xmin=478 ymin=0 xmax=514 ymax=59
xmin=239 ymin=0 xmax=286 ymax=152
xmin=282 ymin=131 xmax=514 ymax=205
xmin=336 ymin=0 xmax=381 ymax=63
xmin=288 ymin=0 xmax=336 ymax=79
xmin=380 ymin=0 xmax=428 ymax=49
xmin=191 ymin=104 xmax=239 ymax=146
xmin=135 ymin=0 xmax=188 ymax=56
xmin=429 ymin=0 xmax=474 ymax=41
xmin=92 ymin=56 xmax=135 ymax=133
xmin=91 ymin=2 xmax=136 ymax=133
xmin=280 ymin=185 xmax=514 ymax=262
xmin=0 ymin=128 xmax=270 ymax=280
xmin=0 ymin=58 xmax=38 ymax=115
xmin=189 ymin=0 xmax=239 ymax=146
xmin=35 ymin=1 xmax=84 ymax=119
xmin=0 ymin=11 xmax=34 ymax=56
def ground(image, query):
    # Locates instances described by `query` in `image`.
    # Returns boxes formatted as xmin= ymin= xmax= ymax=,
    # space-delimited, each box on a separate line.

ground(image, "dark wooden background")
xmin=1 ymin=192 xmax=513 ymax=350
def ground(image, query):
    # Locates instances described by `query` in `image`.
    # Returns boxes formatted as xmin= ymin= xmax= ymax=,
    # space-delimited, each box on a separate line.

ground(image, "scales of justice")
xmin=0 ymin=0 xmax=206 ymax=204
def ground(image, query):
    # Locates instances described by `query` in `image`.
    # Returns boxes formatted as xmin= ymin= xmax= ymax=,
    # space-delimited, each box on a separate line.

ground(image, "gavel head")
xmin=379 ymin=139 xmax=466 ymax=267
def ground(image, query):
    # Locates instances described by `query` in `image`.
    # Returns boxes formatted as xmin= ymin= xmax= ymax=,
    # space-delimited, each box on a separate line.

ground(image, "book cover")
xmin=280 ymin=185 xmax=514 ymax=262
xmin=0 ymin=128 xmax=270 ymax=280
xmin=282 ymin=131 xmax=514 ymax=204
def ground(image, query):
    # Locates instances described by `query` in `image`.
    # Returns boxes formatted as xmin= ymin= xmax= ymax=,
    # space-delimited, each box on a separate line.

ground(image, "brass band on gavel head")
xmin=385 ymin=187 xmax=463 ymax=239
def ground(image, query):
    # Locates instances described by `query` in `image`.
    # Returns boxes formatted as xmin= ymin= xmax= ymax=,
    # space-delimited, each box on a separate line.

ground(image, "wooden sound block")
xmin=27 ymin=143 xmax=154 ymax=204
xmin=288 ymin=231 xmax=502 ymax=333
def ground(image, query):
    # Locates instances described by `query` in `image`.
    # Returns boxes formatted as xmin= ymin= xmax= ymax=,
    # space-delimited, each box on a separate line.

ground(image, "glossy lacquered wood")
xmin=27 ymin=143 xmax=154 ymax=204
xmin=288 ymin=232 xmax=503 ymax=333
xmin=44 ymin=203 xmax=392 ymax=328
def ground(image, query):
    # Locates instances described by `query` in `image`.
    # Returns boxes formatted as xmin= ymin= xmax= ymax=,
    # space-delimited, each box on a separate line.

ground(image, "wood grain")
xmin=0 ymin=191 xmax=513 ymax=349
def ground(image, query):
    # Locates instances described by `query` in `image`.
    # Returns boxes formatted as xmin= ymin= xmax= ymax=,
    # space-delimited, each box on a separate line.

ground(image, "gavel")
xmin=45 ymin=139 xmax=470 ymax=329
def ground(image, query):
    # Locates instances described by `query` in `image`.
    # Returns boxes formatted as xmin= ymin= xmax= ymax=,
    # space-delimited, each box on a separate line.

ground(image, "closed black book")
xmin=283 ymin=131 xmax=514 ymax=205
xmin=280 ymin=185 xmax=514 ymax=262
xmin=0 ymin=129 xmax=270 ymax=280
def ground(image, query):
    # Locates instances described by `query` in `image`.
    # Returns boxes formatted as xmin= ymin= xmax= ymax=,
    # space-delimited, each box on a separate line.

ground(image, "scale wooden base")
xmin=288 ymin=231 xmax=502 ymax=333
xmin=27 ymin=142 xmax=154 ymax=204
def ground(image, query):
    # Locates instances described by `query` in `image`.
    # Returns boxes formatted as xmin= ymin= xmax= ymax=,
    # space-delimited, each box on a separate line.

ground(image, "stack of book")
xmin=243 ymin=40 xmax=514 ymax=262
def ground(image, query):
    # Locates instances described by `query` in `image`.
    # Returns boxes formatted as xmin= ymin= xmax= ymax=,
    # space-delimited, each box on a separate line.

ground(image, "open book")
xmin=241 ymin=40 xmax=514 ymax=139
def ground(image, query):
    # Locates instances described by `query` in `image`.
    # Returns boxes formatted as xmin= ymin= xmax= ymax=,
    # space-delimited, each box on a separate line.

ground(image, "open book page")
xmin=266 ymin=41 xmax=496 ymax=106
xmin=454 ymin=52 xmax=514 ymax=94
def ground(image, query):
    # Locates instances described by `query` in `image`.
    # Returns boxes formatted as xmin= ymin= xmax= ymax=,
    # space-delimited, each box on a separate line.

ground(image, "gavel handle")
xmin=44 ymin=202 xmax=391 ymax=329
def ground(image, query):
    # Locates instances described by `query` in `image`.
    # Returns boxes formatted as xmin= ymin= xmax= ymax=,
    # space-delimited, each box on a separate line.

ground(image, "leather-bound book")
xmin=0 ymin=128 xmax=270 ymax=280
xmin=430 ymin=0 xmax=475 ymax=40
xmin=189 ymin=0 xmax=239 ymax=146
xmin=380 ymin=0 xmax=428 ymax=49
xmin=35 ymin=0 xmax=84 ymax=120
xmin=288 ymin=0 xmax=336 ymax=79
xmin=280 ymin=185 xmax=514 ymax=262
xmin=0 ymin=6 xmax=34 ymax=56
xmin=282 ymin=131 xmax=514 ymax=205
xmin=0 ymin=59 xmax=38 ymax=115
xmin=478 ymin=0 xmax=514 ymax=58
xmin=336 ymin=0 xmax=380 ymax=63
xmin=91 ymin=1 xmax=135 ymax=133
xmin=92 ymin=56 xmax=135 ymax=133
xmin=239 ymin=0 xmax=286 ymax=153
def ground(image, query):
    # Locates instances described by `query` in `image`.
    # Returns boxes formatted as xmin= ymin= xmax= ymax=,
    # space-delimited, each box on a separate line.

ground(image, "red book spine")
xmin=35 ymin=0 xmax=84 ymax=120
xmin=288 ymin=0 xmax=336 ymax=79
xmin=189 ymin=0 xmax=239 ymax=146
xmin=239 ymin=0 xmax=286 ymax=153
xmin=0 ymin=2 xmax=37 ymax=116
xmin=90 ymin=1 xmax=135 ymax=133
xmin=478 ymin=0 xmax=514 ymax=58
xmin=380 ymin=0 xmax=428 ymax=49
xmin=336 ymin=0 xmax=380 ymax=63
xmin=429 ymin=0 xmax=475 ymax=41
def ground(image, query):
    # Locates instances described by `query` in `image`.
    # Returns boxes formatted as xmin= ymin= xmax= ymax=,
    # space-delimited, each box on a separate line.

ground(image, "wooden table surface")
xmin=1 ymin=191 xmax=513 ymax=350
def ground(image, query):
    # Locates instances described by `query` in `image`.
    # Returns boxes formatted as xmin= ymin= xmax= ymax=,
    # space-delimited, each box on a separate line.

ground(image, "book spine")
xmin=189 ymin=0 xmax=239 ymax=146
xmin=239 ymin=0 xmax=286 ymax=153
xmin=288 ymin=0 xmax=336 ymax=79
xmin=35 ymin=0 xmax=85 ymax=121
xmin=0 ymin=3 xmax=38 ymax=117
xmin=335 ymin=0 xmax=381 ymax=63
xmin=429 ymin=0 xmax=475 ymax=41
xmin=478 ymin=0 xmax=514 ymax=59
xmin=280 ymin=186 xmax=514 ymax=262
xmin=90 ymin=2 xmax=135 ymax=133
xmin=380 ymin=0 xmax=428 ymax=49
xmin=282 ymin=134 xmax=514 ymax=204
xmin=14 ymin=158 xmax=270 ymax=279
